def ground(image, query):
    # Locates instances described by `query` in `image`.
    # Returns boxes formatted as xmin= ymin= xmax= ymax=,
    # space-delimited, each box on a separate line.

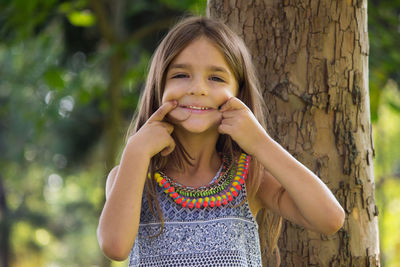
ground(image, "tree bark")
xmin=207 ymin=0 xmax=379 ymax=266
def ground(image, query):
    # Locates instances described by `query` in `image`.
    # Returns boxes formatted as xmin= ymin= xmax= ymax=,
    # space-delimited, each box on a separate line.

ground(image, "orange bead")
xmin=155 ymin=152 xmax=251 ymax=209
xmin=216 ymin=196 xmax=221 ymax=207
xmin=203 ymin=197 xmax=209 ymax=208
xmin=210 ymin=197 xmax=216 ymax=207
xmin=231 ymin=189 xmax=238 ymax=197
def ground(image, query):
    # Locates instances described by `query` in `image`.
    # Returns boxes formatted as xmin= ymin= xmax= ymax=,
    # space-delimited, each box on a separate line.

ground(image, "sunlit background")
xmin=0 ymin=0 xmax=399 ymax=266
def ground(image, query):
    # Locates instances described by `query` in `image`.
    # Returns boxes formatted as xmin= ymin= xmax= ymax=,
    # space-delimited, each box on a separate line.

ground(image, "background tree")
xmin=208 ymin=0 xmax=379 ymax=266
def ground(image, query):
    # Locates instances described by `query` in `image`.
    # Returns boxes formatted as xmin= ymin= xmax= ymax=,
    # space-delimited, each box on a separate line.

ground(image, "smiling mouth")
xmin=180 ymin=105 xmax=212 ymax=110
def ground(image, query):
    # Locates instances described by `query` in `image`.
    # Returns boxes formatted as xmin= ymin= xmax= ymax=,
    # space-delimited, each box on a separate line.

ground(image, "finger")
xmin=218 ymin=123 xmax=233 ymax=135
xmin=219 ymin=97 xmax=247 ymax=112
xmin=148 ymin=100 xmax=178 ymax=122
xmin=160 ymin=122 xmax=174 ymax=134
xmin=160 ymin=138 xmax=176 ymax=156
xmin=221 ymin=109 xmax=242 ymax=118
xmin=220 ymin=118 xmax=236 ymax=126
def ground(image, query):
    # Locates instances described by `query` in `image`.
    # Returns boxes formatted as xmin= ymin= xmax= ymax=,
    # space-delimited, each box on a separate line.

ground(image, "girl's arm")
xmin=97 ymin=101 xmax=177 ymax=260
xmin=253 ymin=136 xmax=345 ymax=235
xmin=97 ymin=151 xmax=150 ymax=261
xmin=219 ymin=97 xmax=345 ymax=235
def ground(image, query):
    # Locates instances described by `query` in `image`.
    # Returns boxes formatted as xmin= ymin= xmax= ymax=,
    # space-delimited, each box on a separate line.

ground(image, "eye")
xmin=171 ymin=73 xmax=189 ymax=79
xmin=210 ymin=76 xmax=225 ymax=82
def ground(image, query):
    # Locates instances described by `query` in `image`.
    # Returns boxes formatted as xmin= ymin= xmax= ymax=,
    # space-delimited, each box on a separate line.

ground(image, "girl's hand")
xmin=127 ymin=101 xmax=178 ymax=158
xmin=218 ymin=97 xmax=267 ymax=156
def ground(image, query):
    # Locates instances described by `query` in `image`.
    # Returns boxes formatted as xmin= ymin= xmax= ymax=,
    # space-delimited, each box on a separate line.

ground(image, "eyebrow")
xmin=169 ymin=63 xmax=230 ymax=74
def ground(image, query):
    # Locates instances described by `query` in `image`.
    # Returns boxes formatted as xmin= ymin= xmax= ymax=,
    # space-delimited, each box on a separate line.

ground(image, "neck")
xmin=165 ymin=128 xmax=221 ymax=187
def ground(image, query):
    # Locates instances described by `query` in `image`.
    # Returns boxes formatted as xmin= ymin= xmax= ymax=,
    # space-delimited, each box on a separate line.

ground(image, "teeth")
xmin=187 ymin=105 xmax=209 ymax=110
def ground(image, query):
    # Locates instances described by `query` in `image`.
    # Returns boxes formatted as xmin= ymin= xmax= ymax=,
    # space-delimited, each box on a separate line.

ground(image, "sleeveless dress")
xmin=128 ymin=165 xmax=262 ymax=267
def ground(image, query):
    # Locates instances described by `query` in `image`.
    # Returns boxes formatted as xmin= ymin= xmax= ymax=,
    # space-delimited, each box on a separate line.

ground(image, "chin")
xmin=178 ymin=120 xmax=219 ymax=134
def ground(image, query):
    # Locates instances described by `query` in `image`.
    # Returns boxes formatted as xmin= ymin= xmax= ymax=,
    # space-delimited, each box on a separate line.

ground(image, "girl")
xmin=97 ymin=16 xmax=345 ymax=266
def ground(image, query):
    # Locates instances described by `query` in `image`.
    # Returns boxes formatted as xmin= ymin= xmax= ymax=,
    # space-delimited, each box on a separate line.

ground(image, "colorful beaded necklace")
xmin=154 ymin=153 xmax=250 ymax=209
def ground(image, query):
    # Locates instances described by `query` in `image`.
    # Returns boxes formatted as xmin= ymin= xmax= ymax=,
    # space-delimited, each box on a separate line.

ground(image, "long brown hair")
xmin=127 ymin=16 xmax=282 ymax=260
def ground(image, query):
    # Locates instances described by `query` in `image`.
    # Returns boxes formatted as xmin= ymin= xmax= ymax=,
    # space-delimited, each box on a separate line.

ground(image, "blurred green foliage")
xmin=368 ymin=1 xmax=400 ymax=266
xmin=0 ymin=0 xmax=206 ymax=266
xmin=369 ymin=0 xmax=400 ymax=122
xmin=374 ymin=81 xmax=400 ymax=267
xmin=0 ymin=0 xmax=399 ymax=266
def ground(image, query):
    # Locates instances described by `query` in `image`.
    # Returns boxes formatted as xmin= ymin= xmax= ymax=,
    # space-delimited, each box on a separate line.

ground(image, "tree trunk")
xmin=207 ymin=0 xmax=379 ymax=266
xmin=91 ymin=0 xmax=125 ymax=266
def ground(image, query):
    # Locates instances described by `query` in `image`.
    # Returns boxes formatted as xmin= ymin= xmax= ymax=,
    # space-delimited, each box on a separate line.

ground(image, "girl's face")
xmin=162 ymin=37 xmax=238 ymax=134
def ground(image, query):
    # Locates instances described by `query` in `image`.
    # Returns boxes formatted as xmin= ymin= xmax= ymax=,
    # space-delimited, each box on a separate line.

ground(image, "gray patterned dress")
xmin=128 ymin=171 xmax=262 ymax=266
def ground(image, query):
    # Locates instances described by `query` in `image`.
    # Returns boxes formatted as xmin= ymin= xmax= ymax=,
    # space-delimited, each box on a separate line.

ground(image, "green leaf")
xmin=67 ymin=10 xmax=96 ymax=27
xmin=44 ymin=68 xmax=65 ymax=90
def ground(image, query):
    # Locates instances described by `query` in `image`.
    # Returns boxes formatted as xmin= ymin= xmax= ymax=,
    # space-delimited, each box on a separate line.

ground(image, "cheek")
xmin=161 ymin=90 xmax=174 ymax=104
xmin=214 ymin=86 xmax=237 ymax=105
xmin=161 ymin=84 xmax=186 ymax=104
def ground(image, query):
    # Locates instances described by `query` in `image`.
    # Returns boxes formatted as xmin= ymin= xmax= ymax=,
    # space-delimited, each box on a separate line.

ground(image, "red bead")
xmin=154 ymin=152 xmax=251 ymax=209
xmin=188 ymin=201 xmax=194 ymax=209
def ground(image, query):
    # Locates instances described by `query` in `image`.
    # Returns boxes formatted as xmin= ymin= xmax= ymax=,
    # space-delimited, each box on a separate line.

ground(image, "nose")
xmin=188 ymin=78 xmax=208 ymax=96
